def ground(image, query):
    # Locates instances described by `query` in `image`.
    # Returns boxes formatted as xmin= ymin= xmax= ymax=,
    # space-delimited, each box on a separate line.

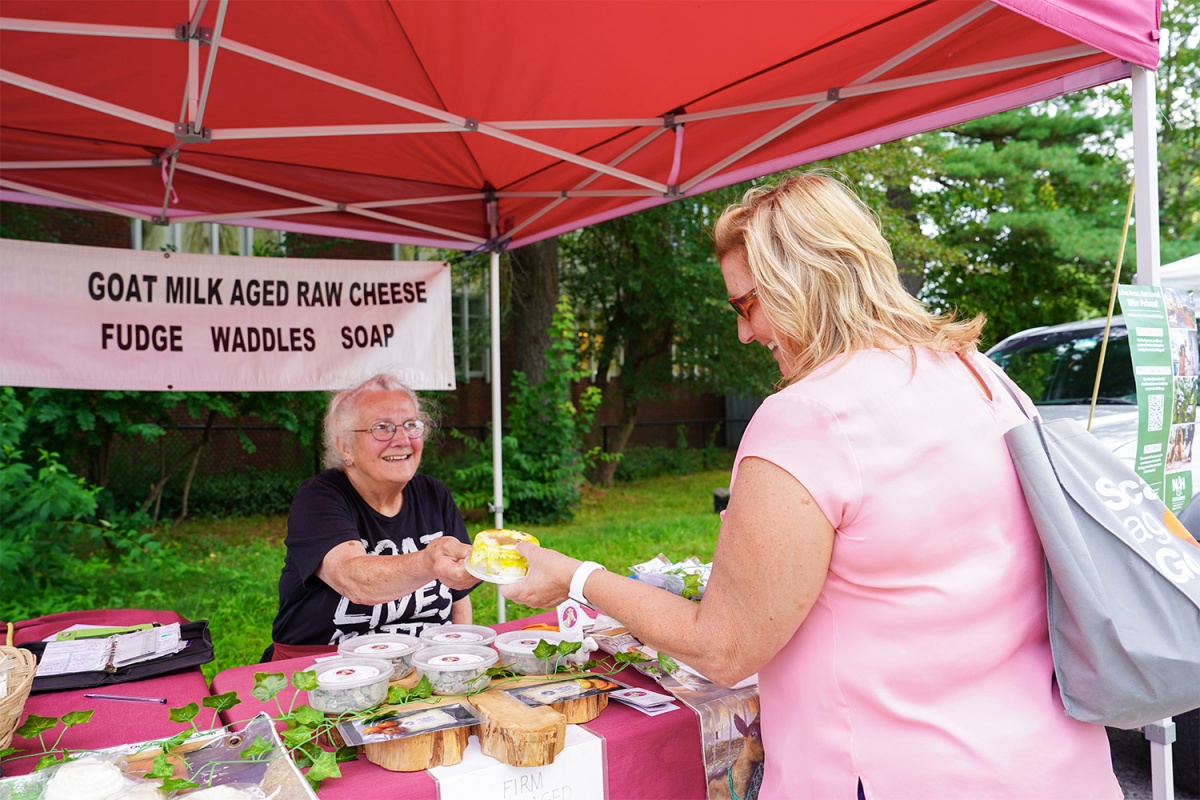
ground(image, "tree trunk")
xmin=176 ymin=410 xmax=216 ymax=523
xmin=140 ymin=435 xmax=210 ymax=521
xmin=592 ymin=397 xmax=639 ymax=487
xmin=509 ymin=238 xmax=559 ymax=385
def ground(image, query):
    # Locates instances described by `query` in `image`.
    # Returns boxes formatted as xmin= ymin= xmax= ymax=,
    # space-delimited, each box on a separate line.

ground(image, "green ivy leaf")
xmin=0 ymin=746 xmax=18 ymax=760
xmin=556 ymin=640 xmax=583 ymax=657
xmin=201 ymin=692 xmax=241 ymax=712
xmin=33 ymin=753 xmax=65 ymax=772
xmin=161 ymin=777 xmax=200 ymax=793
xmin=160 ymin=731 xmax=193 ymax=751
xmin=334 ymin=744 xmax=359 ymax=763
xmin=167 ymin=703 xmax=199 ymax=723
xmin=289 ymin=704 xmax=325 ymax=728
xmin=385 ymin=675 xmax=434 ymax=705
xmin=60 ymin=710 xmax=95 ymax=727
xmin=253 ymin=672 xmax=288 ymax=702
xmin=289 ymin=745 xmax=315 ymax=769
xmin=16 ymin=714 xmax=57 ymax=739
xmin=305 ymin=748 xmax=342 ymax=790
xmin=484 ymin=665 xmax=517 ymax=680
xmin=656 ymin=655 xmax=679 ymax=675
xmin=240 ymin=734 xmax=276 ymax=761
xmin=147 ymin=752 xmax=176 ymax=779
xmin=281 ymin=726 xmax=317 ymax=750
xmin=532 ymin=640 xmax=558 ymax=659
xmin=612 ymin=651 xmax=650 ymax=665
xmin=291 ymin=670 xmax=318 ymax=692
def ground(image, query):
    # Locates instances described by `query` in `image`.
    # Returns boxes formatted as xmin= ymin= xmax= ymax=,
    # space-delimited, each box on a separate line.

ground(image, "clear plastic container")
xmin=337 ymin=633 xmax=422 ymax=678
xmin=307 ymin=657 xmax=393 ymax=714
xmin=493 ymin=630 xmax=567 ymax=675
xmin=412 ymin=645 xmax=498 ymax=695
xmin=419 ymin=623 xmax=497 ymax=647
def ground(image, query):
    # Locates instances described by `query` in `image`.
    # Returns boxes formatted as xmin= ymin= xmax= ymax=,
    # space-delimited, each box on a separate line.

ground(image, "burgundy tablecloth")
xmin=4 ymin=608 xmax=209 ymax=778
xmin=209 ymin=611 xmax=708 ymax=799
xmin=4 ymin=669 xmax=213 ymax=777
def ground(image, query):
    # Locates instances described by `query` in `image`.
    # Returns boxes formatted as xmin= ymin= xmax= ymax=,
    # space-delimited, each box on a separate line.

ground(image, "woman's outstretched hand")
xmin=500 ymin=542 xmax=581 ymax=608
xmin=424 ymin=536 xmax=478 ymax=590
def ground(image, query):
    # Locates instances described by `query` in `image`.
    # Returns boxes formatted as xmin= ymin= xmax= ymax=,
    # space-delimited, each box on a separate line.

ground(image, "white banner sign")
xmin=0 ymin=239 xmax=456 ymax=391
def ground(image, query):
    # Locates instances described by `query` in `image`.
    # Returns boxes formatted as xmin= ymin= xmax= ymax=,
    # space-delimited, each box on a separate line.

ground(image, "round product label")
xmin=428 ymin=653 xmax=486 ymax=667
xmin=509 ymin=638 xmax=540 ymax=651
xmin=320 ymin=664 xmax=382 ymax=684
xmin=355 ymin=642 xmax=406 ymax=654
xmin=430 ymin=631 xmax=484 ymax=643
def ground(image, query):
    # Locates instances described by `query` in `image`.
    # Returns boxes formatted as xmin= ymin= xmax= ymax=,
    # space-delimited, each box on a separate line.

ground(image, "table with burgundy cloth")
xmin=209 ymin=610 xmax=710 ymax=799
xmin=3 ymin=609 xmax=214 ymax=778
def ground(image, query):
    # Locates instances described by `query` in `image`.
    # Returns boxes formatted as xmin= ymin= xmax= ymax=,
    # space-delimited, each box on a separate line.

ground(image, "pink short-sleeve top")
xmin=732 ymin=348 xmax=1121 ymax=799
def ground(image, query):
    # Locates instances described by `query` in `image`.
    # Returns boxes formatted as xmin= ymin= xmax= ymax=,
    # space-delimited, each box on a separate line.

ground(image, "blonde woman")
xmin=504 ymin=173 xmax=1120 ymax=798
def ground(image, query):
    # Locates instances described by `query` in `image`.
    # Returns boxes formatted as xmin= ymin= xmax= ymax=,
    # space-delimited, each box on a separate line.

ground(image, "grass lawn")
xmin=122 ymin=468 xmax=730 ymax=682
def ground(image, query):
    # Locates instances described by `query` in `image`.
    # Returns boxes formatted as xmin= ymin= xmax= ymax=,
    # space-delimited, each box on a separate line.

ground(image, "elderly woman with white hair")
xmin=269 ymin=374 xmax=477 ymax=661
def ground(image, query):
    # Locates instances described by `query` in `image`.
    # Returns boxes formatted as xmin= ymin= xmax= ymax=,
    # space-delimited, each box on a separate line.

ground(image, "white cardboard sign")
xmin=0 ymin=239 xmax=455 ymax=391
xmin=429 ymin=726 xmax=605 ymax=800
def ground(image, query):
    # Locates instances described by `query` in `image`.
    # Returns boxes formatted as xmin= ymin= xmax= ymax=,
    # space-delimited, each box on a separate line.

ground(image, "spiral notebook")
xmin=34 ymin=623 xmax=183 ymax=677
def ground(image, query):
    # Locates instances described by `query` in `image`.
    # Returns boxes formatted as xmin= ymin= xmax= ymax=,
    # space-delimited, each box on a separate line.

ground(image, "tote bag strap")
xmin=963 ymin=351 xmax=1039 ymax=422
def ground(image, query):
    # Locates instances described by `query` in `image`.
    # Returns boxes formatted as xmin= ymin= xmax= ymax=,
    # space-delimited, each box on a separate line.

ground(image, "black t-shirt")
xmin=271 ymin=469 xmax=473 ymax=646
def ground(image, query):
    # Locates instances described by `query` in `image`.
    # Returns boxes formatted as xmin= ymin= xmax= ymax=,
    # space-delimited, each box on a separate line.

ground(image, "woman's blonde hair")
xmin=713 ymin=170 xmax=984 ymax=385
xmin=322 ymin=374 xmax=433 ymax=470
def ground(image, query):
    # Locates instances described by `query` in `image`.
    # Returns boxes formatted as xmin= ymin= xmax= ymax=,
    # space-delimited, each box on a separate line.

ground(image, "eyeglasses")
xmin=353 ymin=420 xmax=426 ymax=441
xmin=728 ymin=288 xmax=758 ymax=320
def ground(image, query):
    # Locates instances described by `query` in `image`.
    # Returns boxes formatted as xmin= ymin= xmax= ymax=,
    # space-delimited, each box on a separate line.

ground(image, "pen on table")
xmin=84 ymin=693 xmax=167 ymax=704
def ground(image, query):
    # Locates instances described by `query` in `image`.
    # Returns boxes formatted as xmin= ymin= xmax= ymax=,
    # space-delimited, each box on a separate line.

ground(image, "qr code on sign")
xmin=1148 ymin=394 xmax=1164 ymax=432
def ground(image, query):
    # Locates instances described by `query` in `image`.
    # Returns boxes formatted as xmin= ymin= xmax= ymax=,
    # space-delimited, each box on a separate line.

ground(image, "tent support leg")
xmin=489 ymin=246 xmax=506 ymax=623
xmin=1131 ymin=65 xmax=1160 ymax=287
xmin=1131 ymin=63 xmax=1173 ymax=800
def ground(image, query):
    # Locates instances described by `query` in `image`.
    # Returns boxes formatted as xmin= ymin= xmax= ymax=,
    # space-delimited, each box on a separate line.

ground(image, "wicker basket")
xmin=0 ymin=645 xmax=36 ymax=750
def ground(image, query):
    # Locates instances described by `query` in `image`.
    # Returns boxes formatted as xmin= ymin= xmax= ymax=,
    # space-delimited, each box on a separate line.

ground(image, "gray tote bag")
xmin=1004 ymin=415 xmax=1200 ymax=729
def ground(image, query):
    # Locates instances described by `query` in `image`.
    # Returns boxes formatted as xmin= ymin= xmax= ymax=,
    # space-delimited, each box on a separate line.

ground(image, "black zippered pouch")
xmin=20 ymin=620 xmax=214 ymax=694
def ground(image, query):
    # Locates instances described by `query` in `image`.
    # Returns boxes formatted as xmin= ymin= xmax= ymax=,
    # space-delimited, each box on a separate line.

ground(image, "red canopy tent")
xmin=0 ymin=0 xmax=1161 ymax=252
xmin=0 ymin=1 xmax=1172 ymax=667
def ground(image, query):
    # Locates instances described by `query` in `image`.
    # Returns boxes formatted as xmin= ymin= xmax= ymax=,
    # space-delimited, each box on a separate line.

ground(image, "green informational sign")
xmin=1118 ymin=284 xmax=1198 ymax=513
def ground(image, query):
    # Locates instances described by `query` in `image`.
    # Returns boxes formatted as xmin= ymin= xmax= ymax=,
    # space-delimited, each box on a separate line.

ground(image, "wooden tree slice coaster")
xmin=467 ymin=688 xmax=566 ymax=767
xmin=499 ymin=675 xmax=612 ymax=724
xmin=359 ymin=697 xmax=478 ymax=772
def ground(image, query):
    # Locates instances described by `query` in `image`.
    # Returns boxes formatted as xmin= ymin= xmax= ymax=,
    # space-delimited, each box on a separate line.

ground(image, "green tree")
xmin=448 ymin=297 xmax=600 ymax=523
xmin=16 ymin=387 xmax=326 ymax=522
xmin=561 ymin=188 xmax=776 ymax=486
xmin=1100 ymin=0 xmax=1200 ymax=263
xmin=906 ymin=96 xmax=1131 ymax=346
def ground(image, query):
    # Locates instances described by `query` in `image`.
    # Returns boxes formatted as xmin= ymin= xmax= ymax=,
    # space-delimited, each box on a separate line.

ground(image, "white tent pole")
xmin=1132 ymin=63 xmax=1174 ymax=800
xmin=487 ymin=196 xmax=506 ymax=622
xmin=1131 ymin=65 xmax=1161 ymax=288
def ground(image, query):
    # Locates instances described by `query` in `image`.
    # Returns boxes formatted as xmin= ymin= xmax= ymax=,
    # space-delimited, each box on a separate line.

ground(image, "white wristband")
xmin=568 ymin=561 xmax=607 ymax=607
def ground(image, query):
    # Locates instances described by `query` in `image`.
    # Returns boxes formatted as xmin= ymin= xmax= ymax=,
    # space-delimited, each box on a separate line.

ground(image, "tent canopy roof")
xmin=0 ymin=0 xmax=1161 ymax=251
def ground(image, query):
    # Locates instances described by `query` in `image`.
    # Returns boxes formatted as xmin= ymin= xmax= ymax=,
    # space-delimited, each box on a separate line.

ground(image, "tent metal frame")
xmin=0 ymin=3 xmax=1178 ymax=794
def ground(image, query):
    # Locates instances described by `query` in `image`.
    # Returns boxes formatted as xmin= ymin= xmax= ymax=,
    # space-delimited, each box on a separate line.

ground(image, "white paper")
xmin=612 ymin=700 xmax=680 ymax=716
xmin=35 ymin=639 xmax=113 ymax=676
xmin=111 ymin=623 xmax=182 ymax=667
xmin=34 ymin=623 xmax=184 ymax=676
